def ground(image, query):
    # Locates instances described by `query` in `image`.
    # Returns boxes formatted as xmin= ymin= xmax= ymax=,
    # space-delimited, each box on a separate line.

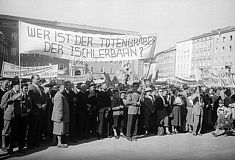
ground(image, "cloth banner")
xmin=57 ymin=75 xmax=88 ymax=83
xmin=19 ymin=22 xmax=157 ymax=61
xmin=195 ymin=68 xmax=235 ymax=87
xmin=1 ymin=61 xmax=58 ymax=79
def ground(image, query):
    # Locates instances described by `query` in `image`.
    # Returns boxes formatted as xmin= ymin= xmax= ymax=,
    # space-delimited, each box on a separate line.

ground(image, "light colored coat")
xmin=51 ymin=91 xmax=70 ymax=123
xmin=126 ymin=91 xmax=141 ymax=115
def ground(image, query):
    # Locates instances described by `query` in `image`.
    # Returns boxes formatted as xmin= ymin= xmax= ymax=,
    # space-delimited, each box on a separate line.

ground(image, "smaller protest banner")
xmin=1 ymin=61 xmax=58 ymax=79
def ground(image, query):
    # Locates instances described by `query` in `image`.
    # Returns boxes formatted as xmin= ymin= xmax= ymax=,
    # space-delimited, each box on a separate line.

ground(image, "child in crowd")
xmin=212 ymin=99 xmax=233 ymax=137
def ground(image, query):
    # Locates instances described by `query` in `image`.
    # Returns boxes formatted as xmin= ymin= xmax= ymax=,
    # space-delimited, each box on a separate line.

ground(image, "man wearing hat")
xmin=0 ymin=79 xmax=10 ymax=145
xmin=87 ymin=81 xmax=99 ymax=137
xmin=76 ymin=83 xmax=90 ymax=139
xmin=125 ymin=82 xmax=142 ymax=141
xmin=97 ymin=82 xmax=111 ymax=139
xmin=155 ymin=89 xmax=171 ymax=135
xmin=0 ymin=79 xmax=21 ymax=153
xmin=141 ymin=87 xmax=155 ymax=135
xmin=62 ymin=81 xmax=77 ymax=142
xmin=42 ymin=82 xmax=55 ymax=143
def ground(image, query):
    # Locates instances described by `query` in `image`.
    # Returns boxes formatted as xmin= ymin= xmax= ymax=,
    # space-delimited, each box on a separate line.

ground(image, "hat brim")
xmin=89 ymin=84 xmax=97 ymax=87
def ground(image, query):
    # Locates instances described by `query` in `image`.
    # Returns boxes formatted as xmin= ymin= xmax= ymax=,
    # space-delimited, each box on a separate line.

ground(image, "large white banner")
xmin=1 ymin=62 xmax=58 ymax=79
xmin=19 ymin=22 xmax=157 ymax=61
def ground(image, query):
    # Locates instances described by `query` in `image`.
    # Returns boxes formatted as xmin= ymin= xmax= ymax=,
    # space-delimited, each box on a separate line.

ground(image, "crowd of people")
xmin=0 ymin=74 xmax=234 ymax=154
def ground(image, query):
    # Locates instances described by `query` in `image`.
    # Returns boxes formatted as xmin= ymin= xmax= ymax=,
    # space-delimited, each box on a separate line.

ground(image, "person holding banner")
xmin=27 ymin=75 xmax=46 ymax=149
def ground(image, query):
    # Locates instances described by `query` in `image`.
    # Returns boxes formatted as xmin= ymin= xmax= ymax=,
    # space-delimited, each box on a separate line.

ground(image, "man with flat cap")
xmin=0 ymin=79 xmax=21 ymax=153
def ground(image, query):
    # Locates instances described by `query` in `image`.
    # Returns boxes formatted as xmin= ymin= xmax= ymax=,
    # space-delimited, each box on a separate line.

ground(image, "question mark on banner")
xmin=140 ymin=47 xmax=143 ymax=57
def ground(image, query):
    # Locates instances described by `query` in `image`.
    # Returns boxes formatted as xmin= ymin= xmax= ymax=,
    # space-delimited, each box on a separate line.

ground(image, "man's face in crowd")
xmin=44 ymin=87 xmax=51 ymax=94
xmin=14 ymin=84 xmax=20 ymax=93
xmin=81 ymin=84 xmax=87 ymax=92
xmin=120 ymin=93 xmax=126 ymax=99
xmin=22 ymin=85 xmax=28 ymax=94
xmin=59 ymin=84 xmax=65 ymax=92
xmin=101 ymin=83 xmax=107 ymax=90
xmin=158 ymin=89 xmax=163 ymax=96
xmin=65 ymin=82 xmax=72 ymax=91
xmin=2 ymin=80 xmax=10 ymax=90
xmin=133 ymin=84 xmax=139 ymax=92
xmin=89 ymin=85 xmax=95 ymax=92
xmin=163 ymin=90 xmax=167 ymax=96
xmin=33 ymin=75 xmax=40 ymax=85
xmin=209 ymin=88 xmax=214 ymax=94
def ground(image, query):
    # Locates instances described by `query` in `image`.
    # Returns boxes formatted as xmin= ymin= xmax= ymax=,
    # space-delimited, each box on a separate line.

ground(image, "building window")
xmin=100 ymin=67 xmax=104 ymax=73
xmin=230 ymin=35 xmax=232 ymax=41
xmin=109 ymin=68 xmax=113 ymax=74
xmin=34 ymin=53 xmax=40 ymax=58
xmin=75 ymin=70 xmax=81 ymax=75
xmin=9 ymin=61 xmax=16 ymax=65
xmin=12 ymin=32 xmax=17 ymax=41
xmin=223 ymin=37 xmax=225 ymax=42
xmin=22 ymin=54 xmax=27 ymax=57
xmin=59 ymin=64 xmax=65 ymax=70
xmin=34 ymin=62 xmax=40 ymax=66
xmin=208 ymin=43 xmax=211 ymax=48
xmin=11 ymin=48 xmax=17 ymax=56
xmin=22 ymin=61 xmax=27 ymax=67
xmin=229 ymin=46 xmax=232 ymax=51
xmin=90 ymin=67 xmax=94 ymax=72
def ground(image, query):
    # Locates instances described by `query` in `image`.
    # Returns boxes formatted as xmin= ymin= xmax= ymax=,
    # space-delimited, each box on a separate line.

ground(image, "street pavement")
xmin=0 ymin=132 xmax=235 ymax=160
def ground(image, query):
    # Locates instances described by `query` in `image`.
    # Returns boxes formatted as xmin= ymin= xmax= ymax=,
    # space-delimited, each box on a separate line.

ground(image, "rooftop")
xmin=0 ymin=14 xmax=138 ymax=35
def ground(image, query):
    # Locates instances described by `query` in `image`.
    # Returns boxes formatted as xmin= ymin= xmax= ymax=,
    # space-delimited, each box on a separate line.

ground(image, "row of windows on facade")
xmin=217 ymin=35 xmax=233 ymax=42
xmin=155 ymin=54 xmax=174 ymax=61
xmin=193 ymin=43 xmax=212 ymax=51
xmin=215 ymin=46 xmax=232 ymax=52
xmin=192 ymin=35 xmax=233 ymax=43
xmin=193 ymin=52 xmax=211 ymax=58
xmin=0 ymin=44 xmax=8 ymax=55
xmin=155 ymin=60 xmax=174 ymax=65
xmin=178 ymin=45 xmax=233 ymax=59
xmin=193 ymin=36 xmax=213 ymax=43
xmin=177 ymin=54 xmax=190 ymax=60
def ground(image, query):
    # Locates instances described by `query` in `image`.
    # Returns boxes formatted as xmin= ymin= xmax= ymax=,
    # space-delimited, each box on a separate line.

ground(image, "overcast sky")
xmin=0 ymin=0 xmax=234 ymax=52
